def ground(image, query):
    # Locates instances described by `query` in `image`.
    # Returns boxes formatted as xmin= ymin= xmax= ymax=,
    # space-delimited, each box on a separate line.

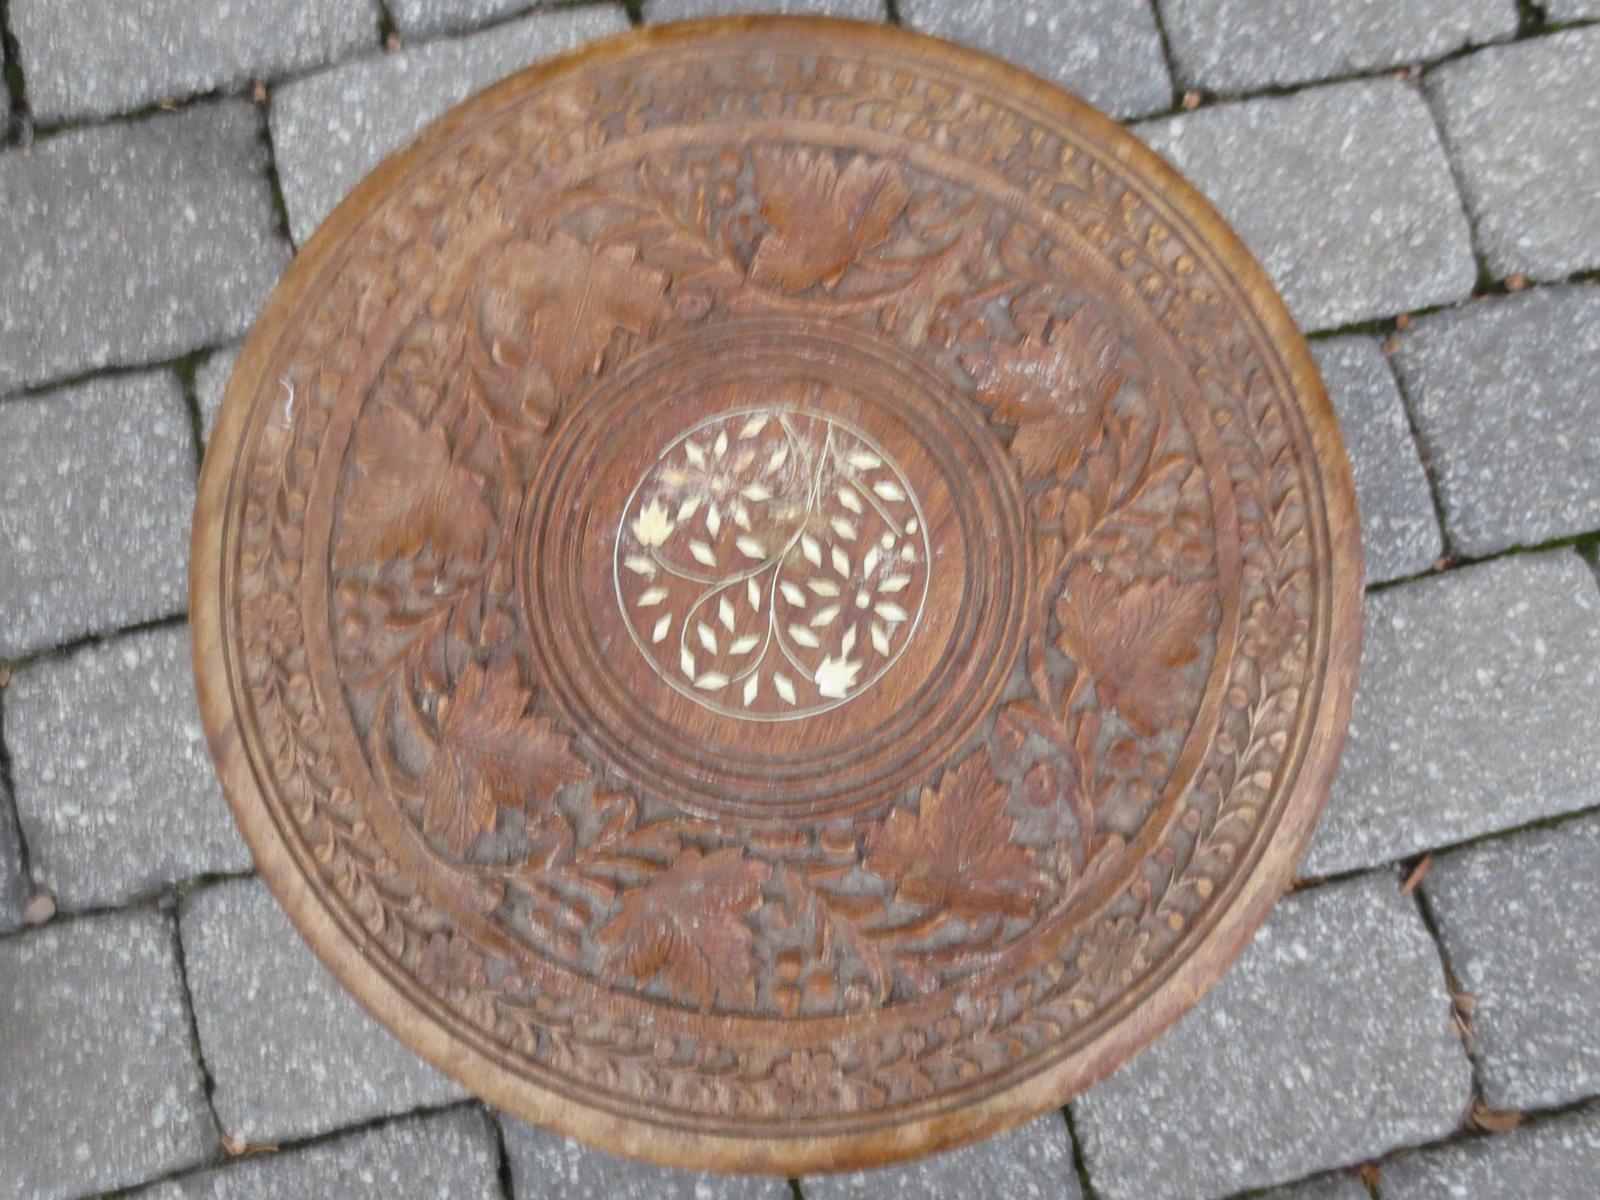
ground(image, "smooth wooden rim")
xmin=193 ymin=14 xmax=1363 ymax=1174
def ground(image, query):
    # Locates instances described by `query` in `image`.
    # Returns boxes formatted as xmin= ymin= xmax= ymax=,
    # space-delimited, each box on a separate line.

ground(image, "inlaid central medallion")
xmin=615 ymin=403 xmax=931 ymax=720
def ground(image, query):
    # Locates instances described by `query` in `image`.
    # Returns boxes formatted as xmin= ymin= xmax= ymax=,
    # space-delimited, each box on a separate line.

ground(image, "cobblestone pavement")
xmin=2 ymin=2 xmax=1598 ymax=1197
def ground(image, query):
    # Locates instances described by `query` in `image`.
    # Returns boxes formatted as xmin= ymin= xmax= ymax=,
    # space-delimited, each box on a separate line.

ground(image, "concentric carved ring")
xmin=193 ymin=16 xmax=1362 ymax=1176
xmin=523 ymin=318 xmax=1028 ymax=819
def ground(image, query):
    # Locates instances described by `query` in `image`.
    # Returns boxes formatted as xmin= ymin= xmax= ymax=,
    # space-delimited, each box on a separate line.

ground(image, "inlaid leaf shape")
xmin=750 ymin=150 xmax=909 ymax=292
xmin=1054 ymin=563 xmax=1212 ymax=737
xmin=966 ymin=307 xmax=1126 ymax=482
xmin=421 ymin=659 xmax=589 ymax=855
xmin=863 ymin=754 xmax=1045 ymax=920
xmin=598 ymin=847 xmax=770 ymax=1010
xmin=334 ymin=406 xmax=493 ymax=569
xmin=474 ymin=233 xmax=670 ymax=395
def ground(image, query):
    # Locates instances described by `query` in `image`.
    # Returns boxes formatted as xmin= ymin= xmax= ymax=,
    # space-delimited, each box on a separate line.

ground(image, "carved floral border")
xmin=219 ymin=37 xmax=1325 ymax=1131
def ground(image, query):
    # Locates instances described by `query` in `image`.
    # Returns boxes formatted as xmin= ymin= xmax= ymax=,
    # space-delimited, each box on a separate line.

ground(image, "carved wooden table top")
xmin=192 ymin=16 xmax=1363 ymax=1175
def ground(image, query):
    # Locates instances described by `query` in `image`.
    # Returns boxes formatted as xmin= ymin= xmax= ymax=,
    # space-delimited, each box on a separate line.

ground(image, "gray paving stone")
xmin=0 ymin=370 xmax=195 ymax=660
xmin=1135 ymin=80 xmax=1476 ymax=331
xmin=1545 ymin=0 xmax=1600 ymax=16
xmin=898 ymin=0 xmax=1170 ymax=120
xmin=195 ymin=342 xmax=243 ymax=446
xmin=131 ymin=1106 xmax=503 ymax=1199
xmin=646 ymin=0 xmax=886 ymax=22
xmin=1311 ymin=337 xmax=1442 ymax=584
xmin=270 ymin=5 xmax=630 ymax=244
xmin=0 ymin=102 xmax=288 ymax=395
xmin=1157 ymin=0 xmax=1517 ymax=93
xmin=1259 ymin=1173 xmax=1370 ymax=1200
xmin=11 ymin=0 xmax=378 ymax=123
xmin=0 ymin=786 xmax=30 ymax=933
xmin=1303 ymin=552 xmax=1600 ymax=877
xmin=1428 ymin=28 xmax=1600 ymax=281
xmin=1393 ymin=287 xmax=1600 ymax=557
xmin=1073 ymin=872 xmax=1472 ymax=1200
xmin=8 ymin=626 xmax=252 ymax=910
xmin=501 ymin=1117 xmax=790 ymax=1199
xmin=390 ymin=0 xmax=596 ymax=39
xmin=0 ymin=909 xmax=215 ymax=1199
xmin=180 ymin=876 xmax=466 ymax=1142
xmin=1423 ymin=814 xmax=1600 ymax=1111
xmin=803 ymin=1113 xmax=1081 ymax=1199
xmin=1382 ymin=1106 xmax=1600 ymax=1200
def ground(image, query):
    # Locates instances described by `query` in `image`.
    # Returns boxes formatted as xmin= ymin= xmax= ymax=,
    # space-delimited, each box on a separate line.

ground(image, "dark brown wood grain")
xmin=191 ymin=15 xmax=1364 ymax=1175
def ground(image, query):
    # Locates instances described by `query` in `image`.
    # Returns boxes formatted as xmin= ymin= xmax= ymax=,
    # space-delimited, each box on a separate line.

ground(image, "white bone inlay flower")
xmin=632 ymin=499 xmax=674 ymax=547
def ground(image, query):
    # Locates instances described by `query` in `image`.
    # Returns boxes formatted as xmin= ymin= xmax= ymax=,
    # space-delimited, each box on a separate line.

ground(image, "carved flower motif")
xmin=749 ymin=150 xmax=909 ymax=292
xmin=598 ymin=847 xmax=770 ymax=1011
xmin=1241 ymin=595 xmax=1310 ymax=673
xmin=1054 ymin=564 xmax=1212 ymax=738
xmin=333 ymin=405 xmax=493 ymax=571
xmin=864 ymin=754 xmax=1046 ymax=920
xmin=965 ymin=307 xmax=1125 ymax=483
xmin=417 ymin=931 xmax=487 ymax=996
xmin=773 ymin=1049 xmax=844 ymax=1110
xmin=473 ymin=233 xmax=670 ymax=397
xmin=420 ymin=659 xmax=590 ymax=856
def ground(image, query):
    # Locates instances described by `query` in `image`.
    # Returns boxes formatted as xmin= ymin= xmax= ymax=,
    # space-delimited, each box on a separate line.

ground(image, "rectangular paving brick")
xmin=1382 ymin=1107 xmax=1600 ymax=1200
xmin=1393 ymin=287 xmax=1600 ymax=557
xmin=1427 ymin=28 xmax=1600 ymax=281
xmin=1073 ymin=872 xmax=1472 ymax=1200
xmin=501 ymin=1116 xmax=791 ymax=1199
xmin=11 ymin=0 xmax=378 ymax=123
xmin=0 ymin=102 xmax=288 ymax=395
xmin=1303 ymin=552 xmax=1600 ymax=877
xmin=645 ymin=0 xmax=885 ymax=21
xmin=1311 ymin=336 xmax=1442 ymax=584
xmin=8 ymin=626 xmax=252 ymax=910
xmin=1545 ymin=0 xmax=1600 ymax=15
xmin=803 ymin=1112 xmax=1081 ymax=1199
xmin=270 ymin=5 xmax=630 ymax=244
xmin=1135 ymin=80 xmax=1476 ymax=331
xmin=0 ymin=909 xmax=216 ymax=1199
xmin=179 ymin=876 xmax=466 ymax=1143
xmin=131 ymin=1106 xmax=504 ymax=1199
xmin=1157 ymin=0 xmax=1517 ymax=93
xmin=0 ymin=370 xmax=196 ymax=660
xmin=1423 ymin=814 xmax=1600 ymax=1111
xmin=390 ymin=0 xmax=606 ymax=39
xmin=898 ymin=0 xmax=1171 ymax=120
xmin=195 ymin=342 xmax=243 ymax=446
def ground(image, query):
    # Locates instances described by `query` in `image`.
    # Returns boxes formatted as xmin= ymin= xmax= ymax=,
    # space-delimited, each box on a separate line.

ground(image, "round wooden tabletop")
xmin=192 ymin=15 xmax=1363 ymax=1175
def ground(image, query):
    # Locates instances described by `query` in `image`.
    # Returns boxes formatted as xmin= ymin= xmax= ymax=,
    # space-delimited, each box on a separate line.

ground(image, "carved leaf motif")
xmin=863 ymin=754 xmax=1045 ymax=920
xmin=422 ymin=660 xmax=589 ymax=856
xmin=334 ymin=406 xmax=493 ymax=569
xmin=1054 ymin=564 xmax=1211 ymax=737
xmin=750 ymin=150 xmax=909 ymax=292
xmin=598 ymin=847 xmax=770 ymax=1010
xmin=475 ymin=233 xmax=670 ymax=395
xmin=966 ymin=308 xmax=1125 ymax=482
